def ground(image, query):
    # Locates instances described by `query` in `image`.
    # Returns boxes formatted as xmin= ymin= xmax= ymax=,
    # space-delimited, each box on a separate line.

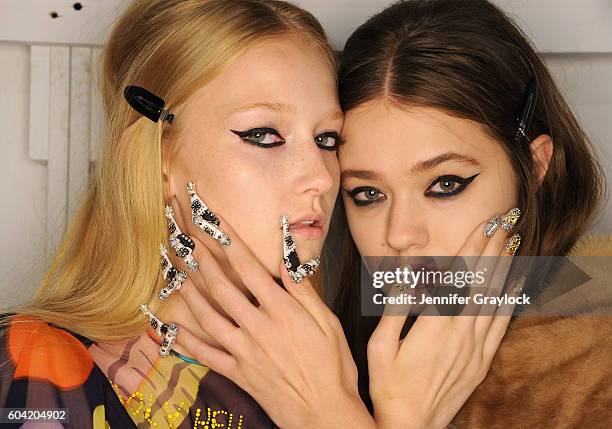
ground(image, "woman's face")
xmin=339 ymin=99 xmax=518 ymax=258
xmin=166 ymin=35 xmax=342 ymax=279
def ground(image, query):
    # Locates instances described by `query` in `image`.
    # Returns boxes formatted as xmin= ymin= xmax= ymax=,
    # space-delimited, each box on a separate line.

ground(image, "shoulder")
xmin=568 ymin=232 xmax=612 ymax=256
xmin=452 ymin=234 xmax=612 ymax=426
xmin=453 ymin=315 xmax=612 ymax=427
xmin=2 ymin=314 xmax=94 ymax=389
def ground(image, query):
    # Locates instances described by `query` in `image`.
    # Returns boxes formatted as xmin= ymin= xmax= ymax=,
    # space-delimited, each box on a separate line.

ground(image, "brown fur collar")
xmin=451 ymin=234 xmax=612 ymax=428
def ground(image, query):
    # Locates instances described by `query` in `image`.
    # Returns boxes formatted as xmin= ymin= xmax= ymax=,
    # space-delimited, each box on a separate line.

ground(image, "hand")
xmin=168 ymin=204 xmax=375 ymax=429
xmin=368 ymin=213 xmax=524 ymax=429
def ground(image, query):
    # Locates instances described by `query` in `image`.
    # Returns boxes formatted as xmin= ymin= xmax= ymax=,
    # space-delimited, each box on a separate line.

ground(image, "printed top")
xmin=0 ymin=314 xmax=278 ymax=428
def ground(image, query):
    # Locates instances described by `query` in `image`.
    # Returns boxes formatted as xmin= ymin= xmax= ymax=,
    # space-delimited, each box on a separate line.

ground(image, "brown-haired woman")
xmin=335 ymin=0 xmax=611 ymax=427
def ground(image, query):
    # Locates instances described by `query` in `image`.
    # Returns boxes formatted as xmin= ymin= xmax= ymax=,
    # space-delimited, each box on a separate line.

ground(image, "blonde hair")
xmin=2 ymin=0 xmax=336 ymax=341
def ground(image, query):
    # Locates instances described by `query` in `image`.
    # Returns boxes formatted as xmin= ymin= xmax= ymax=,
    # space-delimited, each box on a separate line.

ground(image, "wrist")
xmin=311 ymin=392 xmax=376 ymax=429
xmin=374 ymin=407 xmax=431 ymax=429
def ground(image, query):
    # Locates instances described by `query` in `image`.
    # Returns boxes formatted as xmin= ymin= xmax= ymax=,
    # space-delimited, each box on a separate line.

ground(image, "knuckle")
xmin=292 ymin=281 xmax=314 ymax=296
xmin=367 ymin=335 xmax=385 ymax=357
xmin=247 ymin=319 xmax=268 ymax=340
xmin=206 ymin=276 xmax=227 ymax=292
xmin=234 ymin=255 xmax=255 ymax=274
xmin=327 ymin=314 xmax=344 ymax=333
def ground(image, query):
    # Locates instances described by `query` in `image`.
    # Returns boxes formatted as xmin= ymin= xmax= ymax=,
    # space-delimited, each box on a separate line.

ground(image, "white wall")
xmin=544 ymin=53 xmax=612 ymax=231
xmin=0 ymin=44 xmax=49 ymax=307
xmin=1 ymin=1 xmax=611 ymax=309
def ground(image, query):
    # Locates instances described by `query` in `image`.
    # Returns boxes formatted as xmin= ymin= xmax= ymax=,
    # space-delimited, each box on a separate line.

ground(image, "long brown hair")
xmin=333 ymin=0 xmax=606 ymax=411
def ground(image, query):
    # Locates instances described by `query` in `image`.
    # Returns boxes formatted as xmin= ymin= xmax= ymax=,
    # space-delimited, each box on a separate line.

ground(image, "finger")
xmin=173 ymin=321 xmax=238 ymax=380
xmin=466 ymin=209 xmax=519 ymax=327
xmin=194 ymin=208 xmax=294 ymax=313
xmin=278 ymin=259 xmax=339 ymax=335
xmin=481 ymin=274 xmax=526 ymax=360
xmin=473 ymin=254 xmax=513 ymax=339
xmin=441 ymin=218 xmax=494 ymax=320
xmin=450 ymin=218 xmax=495 ymax=270
xmin=168 ymin=196 xmax=265 ymax=328
xmin=368 ymin=278 xmax=414 ymax=359
xmin=178 ymin=277 xmax=248 ymax=355
xmin=167 ymin=197 xmax=272 ymax=327
xmin=190 ymin=236 xmax=268 ymax=328
xmin=369 ymin=315 xmax=409 ymax=363
xmin=458 ymin=211 xmax=517 ymax=318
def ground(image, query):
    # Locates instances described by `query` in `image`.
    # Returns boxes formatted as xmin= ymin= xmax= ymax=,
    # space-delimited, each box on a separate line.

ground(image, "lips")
xmin=289 ymin=219 xmax=323 ymax=229
xmin=288 ymin=215 xmax=325 ymax=239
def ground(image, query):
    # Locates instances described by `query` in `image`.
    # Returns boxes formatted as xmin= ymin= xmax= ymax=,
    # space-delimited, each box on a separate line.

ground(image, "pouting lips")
xmin=289 ymin=219 xmax=323 ymax=229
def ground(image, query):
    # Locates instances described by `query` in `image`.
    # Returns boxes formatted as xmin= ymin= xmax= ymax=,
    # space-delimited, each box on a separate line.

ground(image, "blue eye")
xmin=230 ymin=128 xmax=285 ymax=148
xmin=346 ymin=186 xmax=385 ymax=206
xmin=315 ymin=131 xmax=343 ymax=151
xmin=425 ymin=174 xmax=479 ymax=198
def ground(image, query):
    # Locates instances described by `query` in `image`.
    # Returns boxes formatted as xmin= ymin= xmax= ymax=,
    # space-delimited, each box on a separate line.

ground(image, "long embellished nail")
xmin=394 ymin=264 xmax=413 ymax=293
xmin=165 ymin=205 xmax=198 ymax=271
xmin=501 ymin=208 xmax=521 ymax=232
xmin=505 ymin=233 xmax=522 ymax=255
xmin=510 ymin=274 xmax=527 ymax=295
xmin=280 ymin=214 xmax=321 ymax=283
xmin=187 ymin=182 xmax=231 ymax=246
xmin=159 ymin=244 xmax=188 ymax=300
xmin=483 ymin=216 xmax=502 ymax=237
xmin=140 ymin=304 xmax=178 ymax=357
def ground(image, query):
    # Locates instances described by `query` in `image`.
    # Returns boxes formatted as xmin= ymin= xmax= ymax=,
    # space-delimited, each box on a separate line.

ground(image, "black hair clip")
xmin=123 ymin=85 xmax=174 ymax=124
xmin=515 ymin=78 xmax=538 ymax=141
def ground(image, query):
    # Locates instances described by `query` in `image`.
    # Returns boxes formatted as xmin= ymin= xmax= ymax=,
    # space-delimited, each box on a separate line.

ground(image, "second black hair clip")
xmin=515 ymin=78 xmax=538 ymax=142
xmin=124 ymin=85 xmax=175 ymax=124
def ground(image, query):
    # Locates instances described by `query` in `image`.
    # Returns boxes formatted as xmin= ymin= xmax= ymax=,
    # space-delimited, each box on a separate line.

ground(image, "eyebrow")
xmin=230 ymin=102 xmax=343 ymax=120
xmin=232 ymin=102 xmax=296 ymax=114
xmin=409 ymin=152 xmax=480 ymax=173
xmin=341 ymin=152 xmax=480 ymax=183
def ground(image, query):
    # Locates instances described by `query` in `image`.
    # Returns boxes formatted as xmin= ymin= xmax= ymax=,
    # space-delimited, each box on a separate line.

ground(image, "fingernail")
xmin=483 ymin=215 xmax=502 ymax=237
xmin=139 ymin=304 xmax=178 ymax=357
xmin=165 ymin=205 xmax=198 ymax=271
xmin=501 ymin=208 xmax=521 ymax=232
xmin=505 ymin=233 xmax=522 ymax=255
xmin=159 ymin=244 xmax=188 ymax=300
xmin=187 ymin=181 xmax=231 ymax=246
xmin=281 ymin=214 xmax=302 ymax=282
xmin=280 ymin=214 xmax=320 ymax=283
xmin=510 ymin=275 xmax=527 ymax=295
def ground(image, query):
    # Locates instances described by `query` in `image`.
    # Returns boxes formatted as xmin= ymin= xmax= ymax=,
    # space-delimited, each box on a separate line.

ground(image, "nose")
xmin=385 ymin=198 xmax=430 ymax=254
xmin=292 ymin=140 xmax=337 ymax=197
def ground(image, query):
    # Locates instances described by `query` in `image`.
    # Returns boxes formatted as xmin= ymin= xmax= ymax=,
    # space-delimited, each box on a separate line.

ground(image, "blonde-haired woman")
xmin=0 ymin=1 xmax=513 ymax=428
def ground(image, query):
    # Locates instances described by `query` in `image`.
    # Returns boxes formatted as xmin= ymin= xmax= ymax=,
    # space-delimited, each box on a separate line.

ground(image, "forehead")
xmin=340 ymin=101 xmax=500 ymax=168
xmin=185 ymin=35 xmax=337 ymax=117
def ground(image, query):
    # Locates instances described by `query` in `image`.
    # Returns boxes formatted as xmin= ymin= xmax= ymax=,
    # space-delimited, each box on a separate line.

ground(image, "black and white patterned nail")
xmin=165 ymin=205 xmax=198 ymax=271
xmin=139 ymin=304 xmax=178 ymax=357
xmin=187 ymin=182 xmax=231 ymax=246
xmin=281 ymin=214 xmax=321 ymax=283
xmin=159 ymin=244 xmax=188 ymax=300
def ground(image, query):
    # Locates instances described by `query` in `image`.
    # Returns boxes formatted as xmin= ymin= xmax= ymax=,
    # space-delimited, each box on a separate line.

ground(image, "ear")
xmin=530 ymin=133 xmax=554 ymax=185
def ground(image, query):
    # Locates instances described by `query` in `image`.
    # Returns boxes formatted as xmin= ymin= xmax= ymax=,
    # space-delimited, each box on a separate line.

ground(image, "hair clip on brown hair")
xmin=124 ymin=85 xmax=174 ymax=124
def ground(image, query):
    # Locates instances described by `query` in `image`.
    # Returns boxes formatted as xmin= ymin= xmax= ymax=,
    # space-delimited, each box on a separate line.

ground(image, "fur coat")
xmin=451 ymin=234 xmax=612 ymax=428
